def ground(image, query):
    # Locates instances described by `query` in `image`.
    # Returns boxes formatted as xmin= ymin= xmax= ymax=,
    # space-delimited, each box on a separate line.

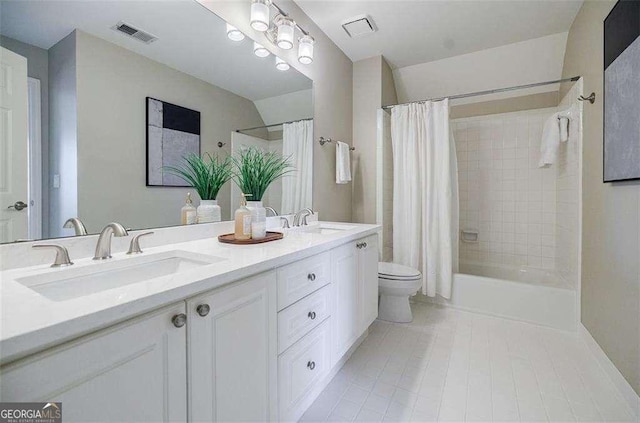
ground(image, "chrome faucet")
xmin=93 ymin=222 xmax=128 ymax=260
xmin=264 ymin=207 xmax=278 ymax=217
xmin=279 ymin=216 xmax=290 ymax=229
xmin=63 ymin=217 xmax=88 ymax=236
xmin=32 ymin=244 xmax=73 ymax=267
xmin=293 ymin=208 xmax=314 ymax=227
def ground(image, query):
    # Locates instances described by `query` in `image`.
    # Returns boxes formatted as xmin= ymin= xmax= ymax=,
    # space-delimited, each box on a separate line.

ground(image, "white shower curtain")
xmin=281 ymin=119 xmax=313 ymax=215
xmin=391 ymin=100 xmax=459 ymax=298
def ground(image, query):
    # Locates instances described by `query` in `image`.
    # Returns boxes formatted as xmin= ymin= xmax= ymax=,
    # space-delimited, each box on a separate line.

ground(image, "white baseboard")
xmin=579 ymin=323 xmax=639 ymax=417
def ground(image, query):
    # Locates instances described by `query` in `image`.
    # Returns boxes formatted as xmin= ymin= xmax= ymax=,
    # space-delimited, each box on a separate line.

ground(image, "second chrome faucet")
xmin=93 ymin=223 xmax=129 ymax=260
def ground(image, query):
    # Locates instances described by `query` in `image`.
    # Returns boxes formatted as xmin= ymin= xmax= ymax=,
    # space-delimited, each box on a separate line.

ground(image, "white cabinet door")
xmin=278 ymin=319 xmax=332 ymax=422
xmin=0 ymin=47 xmax=29 ymax=242
xmin=359 ymin=234 xmax=379 ymax=331
xmin=0 ymin=303 xmax=188 ymax=423
xmin=188 ymin=271 xmax=277 ymax=422
xmin=332 ymin=242 xmax=359 ymax=361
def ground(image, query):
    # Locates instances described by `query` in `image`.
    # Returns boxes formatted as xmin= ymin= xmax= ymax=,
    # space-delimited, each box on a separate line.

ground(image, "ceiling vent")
xmin=341 ymin=15 xmax=377 ymax=38
xmin=112 ymin=21 xmax=158 ymax=44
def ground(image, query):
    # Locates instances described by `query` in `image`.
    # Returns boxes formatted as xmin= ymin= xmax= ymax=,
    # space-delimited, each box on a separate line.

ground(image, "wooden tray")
xmin=218 ymin=231 xmax=284 ymax=245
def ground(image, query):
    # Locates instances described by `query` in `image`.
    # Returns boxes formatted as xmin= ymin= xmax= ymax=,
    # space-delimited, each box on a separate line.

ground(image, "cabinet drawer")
xmin=278 ymin=319 xmax=331 ymax=421
xmin=278 ymin=285 xmax=331 ymax=354
xmin=277 ymin=251 xmax=331 ymax=310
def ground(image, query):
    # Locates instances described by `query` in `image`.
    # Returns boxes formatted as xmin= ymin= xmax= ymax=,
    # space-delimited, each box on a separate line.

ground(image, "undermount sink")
xmin=16 ymin=250 xmax=225 ymax=302
xmin=289 ymin=223 xmax=356 ymax=235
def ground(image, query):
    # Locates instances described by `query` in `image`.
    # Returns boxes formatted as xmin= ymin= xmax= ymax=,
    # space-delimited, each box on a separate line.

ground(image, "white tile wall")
xmin=303 ymin=303 xmax=636 ymax=422
xmin=453 ymin=109 xmax=559 ymax=269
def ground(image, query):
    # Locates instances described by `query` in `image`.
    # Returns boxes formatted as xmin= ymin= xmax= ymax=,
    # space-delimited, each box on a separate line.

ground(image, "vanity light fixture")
xmin=275 ymin=56 xmax=290 ymax=71
xmin=226 ymin=23 xmax=245 ymax=41
xmin=254 ymin=42 xmax=270 ymax=58
xmin=250 ymin=0 xmax=271 ymax=32
xmin=297 ymin=34 xmax=314 ymax=64
xmin=275 ymin=16 xmax=295 ymax=50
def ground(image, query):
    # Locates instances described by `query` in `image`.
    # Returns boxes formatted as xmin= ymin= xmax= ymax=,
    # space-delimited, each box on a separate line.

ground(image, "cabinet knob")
xmin=363 ymin=242 xmax=368 ymax=248
xmin=307 ymin=361 xmax=316 ymax=370
xmin=356 ymin=242 xmax=363 ymax=249
xmin=308 ymin=311 xmax=316 ymax=320
xmin=172 ymin=313 xmax=187 ymax=328
xmin=307 ymin=273 xmax=316 ymax=281
xmin=196 ymin=304 xmax=210 ymax=317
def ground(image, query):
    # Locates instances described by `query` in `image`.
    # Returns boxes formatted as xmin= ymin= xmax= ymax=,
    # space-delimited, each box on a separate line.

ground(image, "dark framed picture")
xmin=603 ymin=0 xmax=640 ymax=182
xmin=146 ymin=97 xmax=201 ymax=187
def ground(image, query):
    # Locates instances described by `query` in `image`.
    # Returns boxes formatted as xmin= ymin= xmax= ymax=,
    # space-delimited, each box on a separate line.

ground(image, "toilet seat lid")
xmin=378 ymin=262 xmax=421 ymax=279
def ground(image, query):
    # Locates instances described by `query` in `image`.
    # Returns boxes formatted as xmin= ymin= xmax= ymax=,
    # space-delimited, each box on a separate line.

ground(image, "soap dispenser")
xmin=181 ymin=192 xmax=197 ymax=225
xmin=234 ymin=193 xmax=252 ymax=240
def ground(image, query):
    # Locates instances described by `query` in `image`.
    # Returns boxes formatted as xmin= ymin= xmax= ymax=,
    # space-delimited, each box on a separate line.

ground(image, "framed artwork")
xmin=146 ymin=97 xmax=201 ymax=186
xmin=603 ymin=0 xmax=640 ymax=182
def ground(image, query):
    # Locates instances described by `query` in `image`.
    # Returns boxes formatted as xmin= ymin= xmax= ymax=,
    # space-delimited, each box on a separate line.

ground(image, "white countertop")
xmin=0 ymin=222 xmax=379 ymax=365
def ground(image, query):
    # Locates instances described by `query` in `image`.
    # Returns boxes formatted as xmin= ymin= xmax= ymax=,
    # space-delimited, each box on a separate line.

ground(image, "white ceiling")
xmin=0 ymin=0 xmax=312 ymax=100
xmin=294 ymin=0 xmax=583 ymax=69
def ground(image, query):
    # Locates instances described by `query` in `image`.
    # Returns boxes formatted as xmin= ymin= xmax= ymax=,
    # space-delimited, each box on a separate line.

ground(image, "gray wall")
xmin=0 ymin=35 xmax=50 ymax=237
xmin=204 ymin=0 xmax=354 ymax=222
xmin=48 ymin=32 xmax=78 ymax=238
xmin=75 ymin=31 xmax=265 ymax=232
xmin=351 ymin=56 xmax=397 ymax=224
xmin=562 ymin=0 xmax=639 ymax=394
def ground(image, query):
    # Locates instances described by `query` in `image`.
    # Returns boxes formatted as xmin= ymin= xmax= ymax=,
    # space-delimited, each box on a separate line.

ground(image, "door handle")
xmin=7 ymin=201 xmax=28 ymax=211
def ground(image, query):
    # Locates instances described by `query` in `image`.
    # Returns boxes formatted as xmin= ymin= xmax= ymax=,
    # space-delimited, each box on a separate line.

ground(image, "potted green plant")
xmin=164 ymin=153 xmax=233 ymax=223
xmin=233 ymin=147 xmax=293 ymax=238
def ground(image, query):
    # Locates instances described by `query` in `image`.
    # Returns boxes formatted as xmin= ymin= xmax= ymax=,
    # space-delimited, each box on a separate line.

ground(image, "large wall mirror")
xmin=0 ymin=0 xmax=313 ymax=243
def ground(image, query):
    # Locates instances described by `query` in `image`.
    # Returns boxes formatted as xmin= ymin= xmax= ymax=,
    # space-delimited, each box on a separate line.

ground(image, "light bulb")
xmin=276 ymin=16 xmax=295 ymax=50
xmin=254 ymin=42 xmax=270 ymax=58
xmin=298 ymin=34 xmax=314 ymax=64
xmin=250 ymin=0 xmax=271 ymax=32
xmin=226 ymin=23 xmax=244 ymax=41
xmin=275 ymin=56 xmax=290 ymax=71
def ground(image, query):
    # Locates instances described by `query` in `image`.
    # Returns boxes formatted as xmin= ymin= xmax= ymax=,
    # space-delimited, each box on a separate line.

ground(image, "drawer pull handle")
xmin=307 ymin=273 xmax=316 ymax=281
xmin=196 ymin=304 xmax=210 ymax=317
xmin=307 ymin=361 xmax=316 ymax=370
xmin=172 ymin=313 xmax=187 ymax=328
xmin=308 ymin=311 xmax=316 ymax=320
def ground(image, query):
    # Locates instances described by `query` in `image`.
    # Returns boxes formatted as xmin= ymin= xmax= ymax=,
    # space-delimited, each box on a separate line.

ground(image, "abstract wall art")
xmin=146 ymin=97 xmax=201 ymax=186
xmin=603 ymin=0 xmax=640 ymax=182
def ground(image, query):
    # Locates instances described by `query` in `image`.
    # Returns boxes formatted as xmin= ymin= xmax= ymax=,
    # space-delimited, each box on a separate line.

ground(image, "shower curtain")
xmin=281 ymin=119 xmax=313 ymax=215
xmin=391 ymin=100 xmax=459 ymax=298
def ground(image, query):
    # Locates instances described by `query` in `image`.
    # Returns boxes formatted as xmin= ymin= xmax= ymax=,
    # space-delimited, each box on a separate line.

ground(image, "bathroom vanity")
xmin=0 ymin=222 xmax=379 ymax=422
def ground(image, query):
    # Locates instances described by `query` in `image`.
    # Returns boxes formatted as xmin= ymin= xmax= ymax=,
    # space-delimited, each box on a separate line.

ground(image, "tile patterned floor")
xmin=301 ymin=302 xmax=637 ymax=422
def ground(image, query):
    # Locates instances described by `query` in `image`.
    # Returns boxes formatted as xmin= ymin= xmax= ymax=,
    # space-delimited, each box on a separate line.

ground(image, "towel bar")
xmin=319 ymin=136 xmax=355 ymax=151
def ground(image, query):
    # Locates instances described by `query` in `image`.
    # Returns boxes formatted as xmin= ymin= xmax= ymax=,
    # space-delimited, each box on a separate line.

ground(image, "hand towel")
xmin=559 ymin=116 xmax=569 ymax=143
xmin=336 ymin=141 xmax=352 ymax=184
xmin=538 ymin=112 xmax=562 ymax=168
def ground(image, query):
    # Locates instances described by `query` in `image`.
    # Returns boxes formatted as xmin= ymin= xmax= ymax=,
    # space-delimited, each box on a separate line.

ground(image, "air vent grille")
xmin=342 ymin=15 xmax=377 ymax=38
xmin=112 ymin=21 xmax=158 ymax=44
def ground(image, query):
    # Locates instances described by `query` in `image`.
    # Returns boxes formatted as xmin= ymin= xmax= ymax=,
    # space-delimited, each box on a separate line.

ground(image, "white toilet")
xmin=378 ymin=262 xmax=422 ymax=323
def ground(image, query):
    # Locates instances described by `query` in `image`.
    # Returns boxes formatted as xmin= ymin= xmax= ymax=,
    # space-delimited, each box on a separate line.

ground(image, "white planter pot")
xmin=246 ymin=200 xmax=267 ymax=239
xmin=197 ymin=199 xmax=221 ymax=223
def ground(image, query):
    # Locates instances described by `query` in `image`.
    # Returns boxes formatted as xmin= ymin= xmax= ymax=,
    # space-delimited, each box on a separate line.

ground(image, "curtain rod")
xmin=382 ymin=76 xmax=581 ymax=110
xmin=235 ymin=117 xmax=313 ymax=133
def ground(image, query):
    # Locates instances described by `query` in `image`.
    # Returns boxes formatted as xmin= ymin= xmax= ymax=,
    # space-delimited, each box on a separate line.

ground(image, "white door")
xmin=0 ymin=303 xmax=188 ymax=422
xmin=332 ymin=242 xmax=359 ymax=361
xmin=0 ymin=47 xmax=29 ymax=242
xmin=359 ymin=235 xmax=379 ymax=331
xmin=188 ymin=271 xmax=277 ymax=422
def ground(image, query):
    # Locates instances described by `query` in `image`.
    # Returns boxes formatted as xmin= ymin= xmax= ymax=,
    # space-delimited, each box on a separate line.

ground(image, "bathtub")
xmin=422 ymin=262 xmax=577 ymax=331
